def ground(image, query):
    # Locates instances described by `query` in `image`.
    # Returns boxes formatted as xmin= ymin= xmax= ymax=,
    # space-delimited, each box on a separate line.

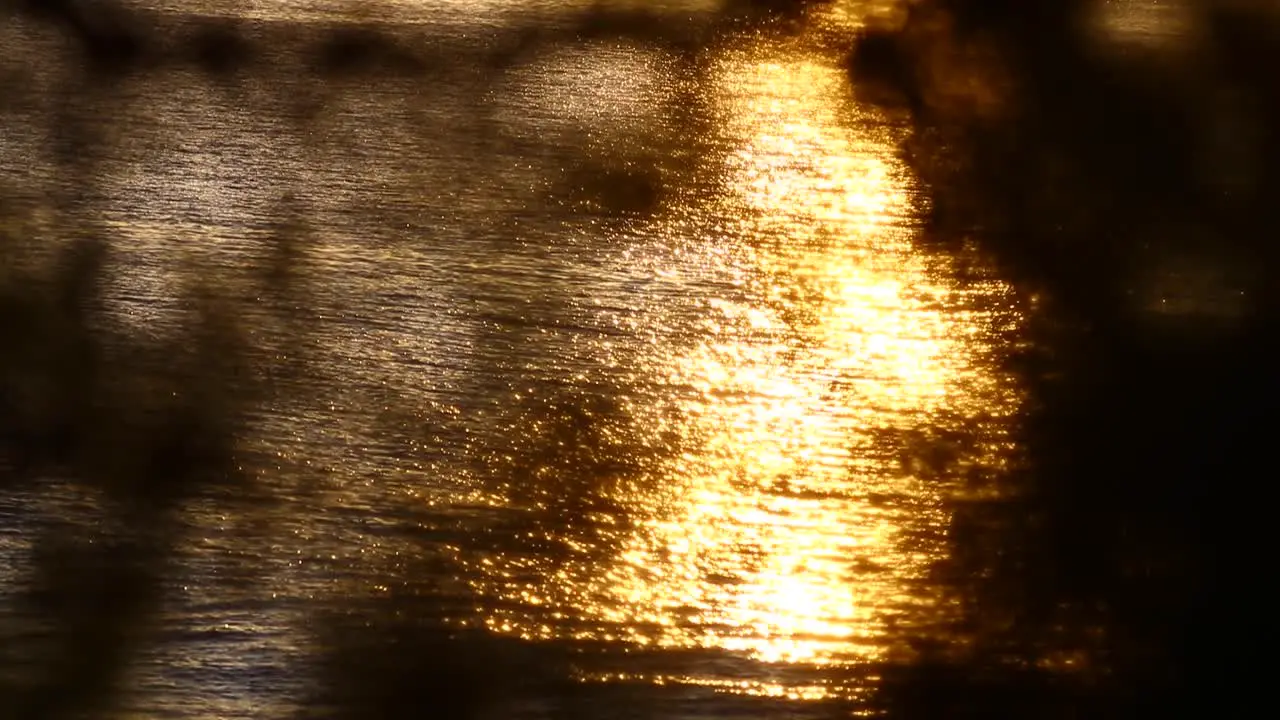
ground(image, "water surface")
xmin=1 ymin=2 xmax=1025 ymax=716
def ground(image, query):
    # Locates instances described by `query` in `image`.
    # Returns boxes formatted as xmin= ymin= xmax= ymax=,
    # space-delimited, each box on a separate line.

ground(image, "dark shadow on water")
xmin=849 ymin=0 xmax=1279 ymax=716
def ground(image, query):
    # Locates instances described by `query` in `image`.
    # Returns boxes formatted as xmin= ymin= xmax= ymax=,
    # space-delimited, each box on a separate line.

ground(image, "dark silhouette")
xmin=5 ymin=0 xmax=149 ymax=72
xmin=183 ymin=18 xmax=258 ymax=79
xmin=310 ymin=25 xmax=428 ymax=78
xmin=849 ymin=0 xmax=1279 ymax=716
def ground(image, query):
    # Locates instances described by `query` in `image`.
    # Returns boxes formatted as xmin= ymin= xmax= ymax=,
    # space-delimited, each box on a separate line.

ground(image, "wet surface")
xmin=3 ymin=1 xmax=1232 ymax=717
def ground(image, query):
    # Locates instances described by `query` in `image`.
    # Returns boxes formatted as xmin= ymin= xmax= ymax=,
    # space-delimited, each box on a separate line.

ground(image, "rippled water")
xmin=0 ymin=2 xmax=1037 ymax=716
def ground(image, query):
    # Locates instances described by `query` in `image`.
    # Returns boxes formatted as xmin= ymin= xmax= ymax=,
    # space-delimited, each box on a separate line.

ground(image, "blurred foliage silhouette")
xmin=4 ymin=0 xmax=1278 ymax=717
xmin=850 ymin=0 xmax=1279 ymax=716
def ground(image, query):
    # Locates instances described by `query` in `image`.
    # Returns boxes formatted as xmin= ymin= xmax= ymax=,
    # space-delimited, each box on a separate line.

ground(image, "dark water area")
xmin=2 ymin=1 xmax=1276 ymax=718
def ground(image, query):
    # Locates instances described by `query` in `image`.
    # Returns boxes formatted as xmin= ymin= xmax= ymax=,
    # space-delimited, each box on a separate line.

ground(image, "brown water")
xmin=0 ymin=1 xmax=1033 ymax=716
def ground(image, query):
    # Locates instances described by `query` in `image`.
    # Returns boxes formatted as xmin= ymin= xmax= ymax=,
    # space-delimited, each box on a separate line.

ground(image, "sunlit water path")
xmin=0 ymin=2 xmax=1032 ymax=716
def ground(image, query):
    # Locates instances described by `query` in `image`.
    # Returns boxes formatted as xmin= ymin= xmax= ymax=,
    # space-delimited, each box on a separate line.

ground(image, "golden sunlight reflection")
xmin=581 ymin=49 xmax=968 ymax=668
xmin=462 ymin=22 xmax=1018 ymax=700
